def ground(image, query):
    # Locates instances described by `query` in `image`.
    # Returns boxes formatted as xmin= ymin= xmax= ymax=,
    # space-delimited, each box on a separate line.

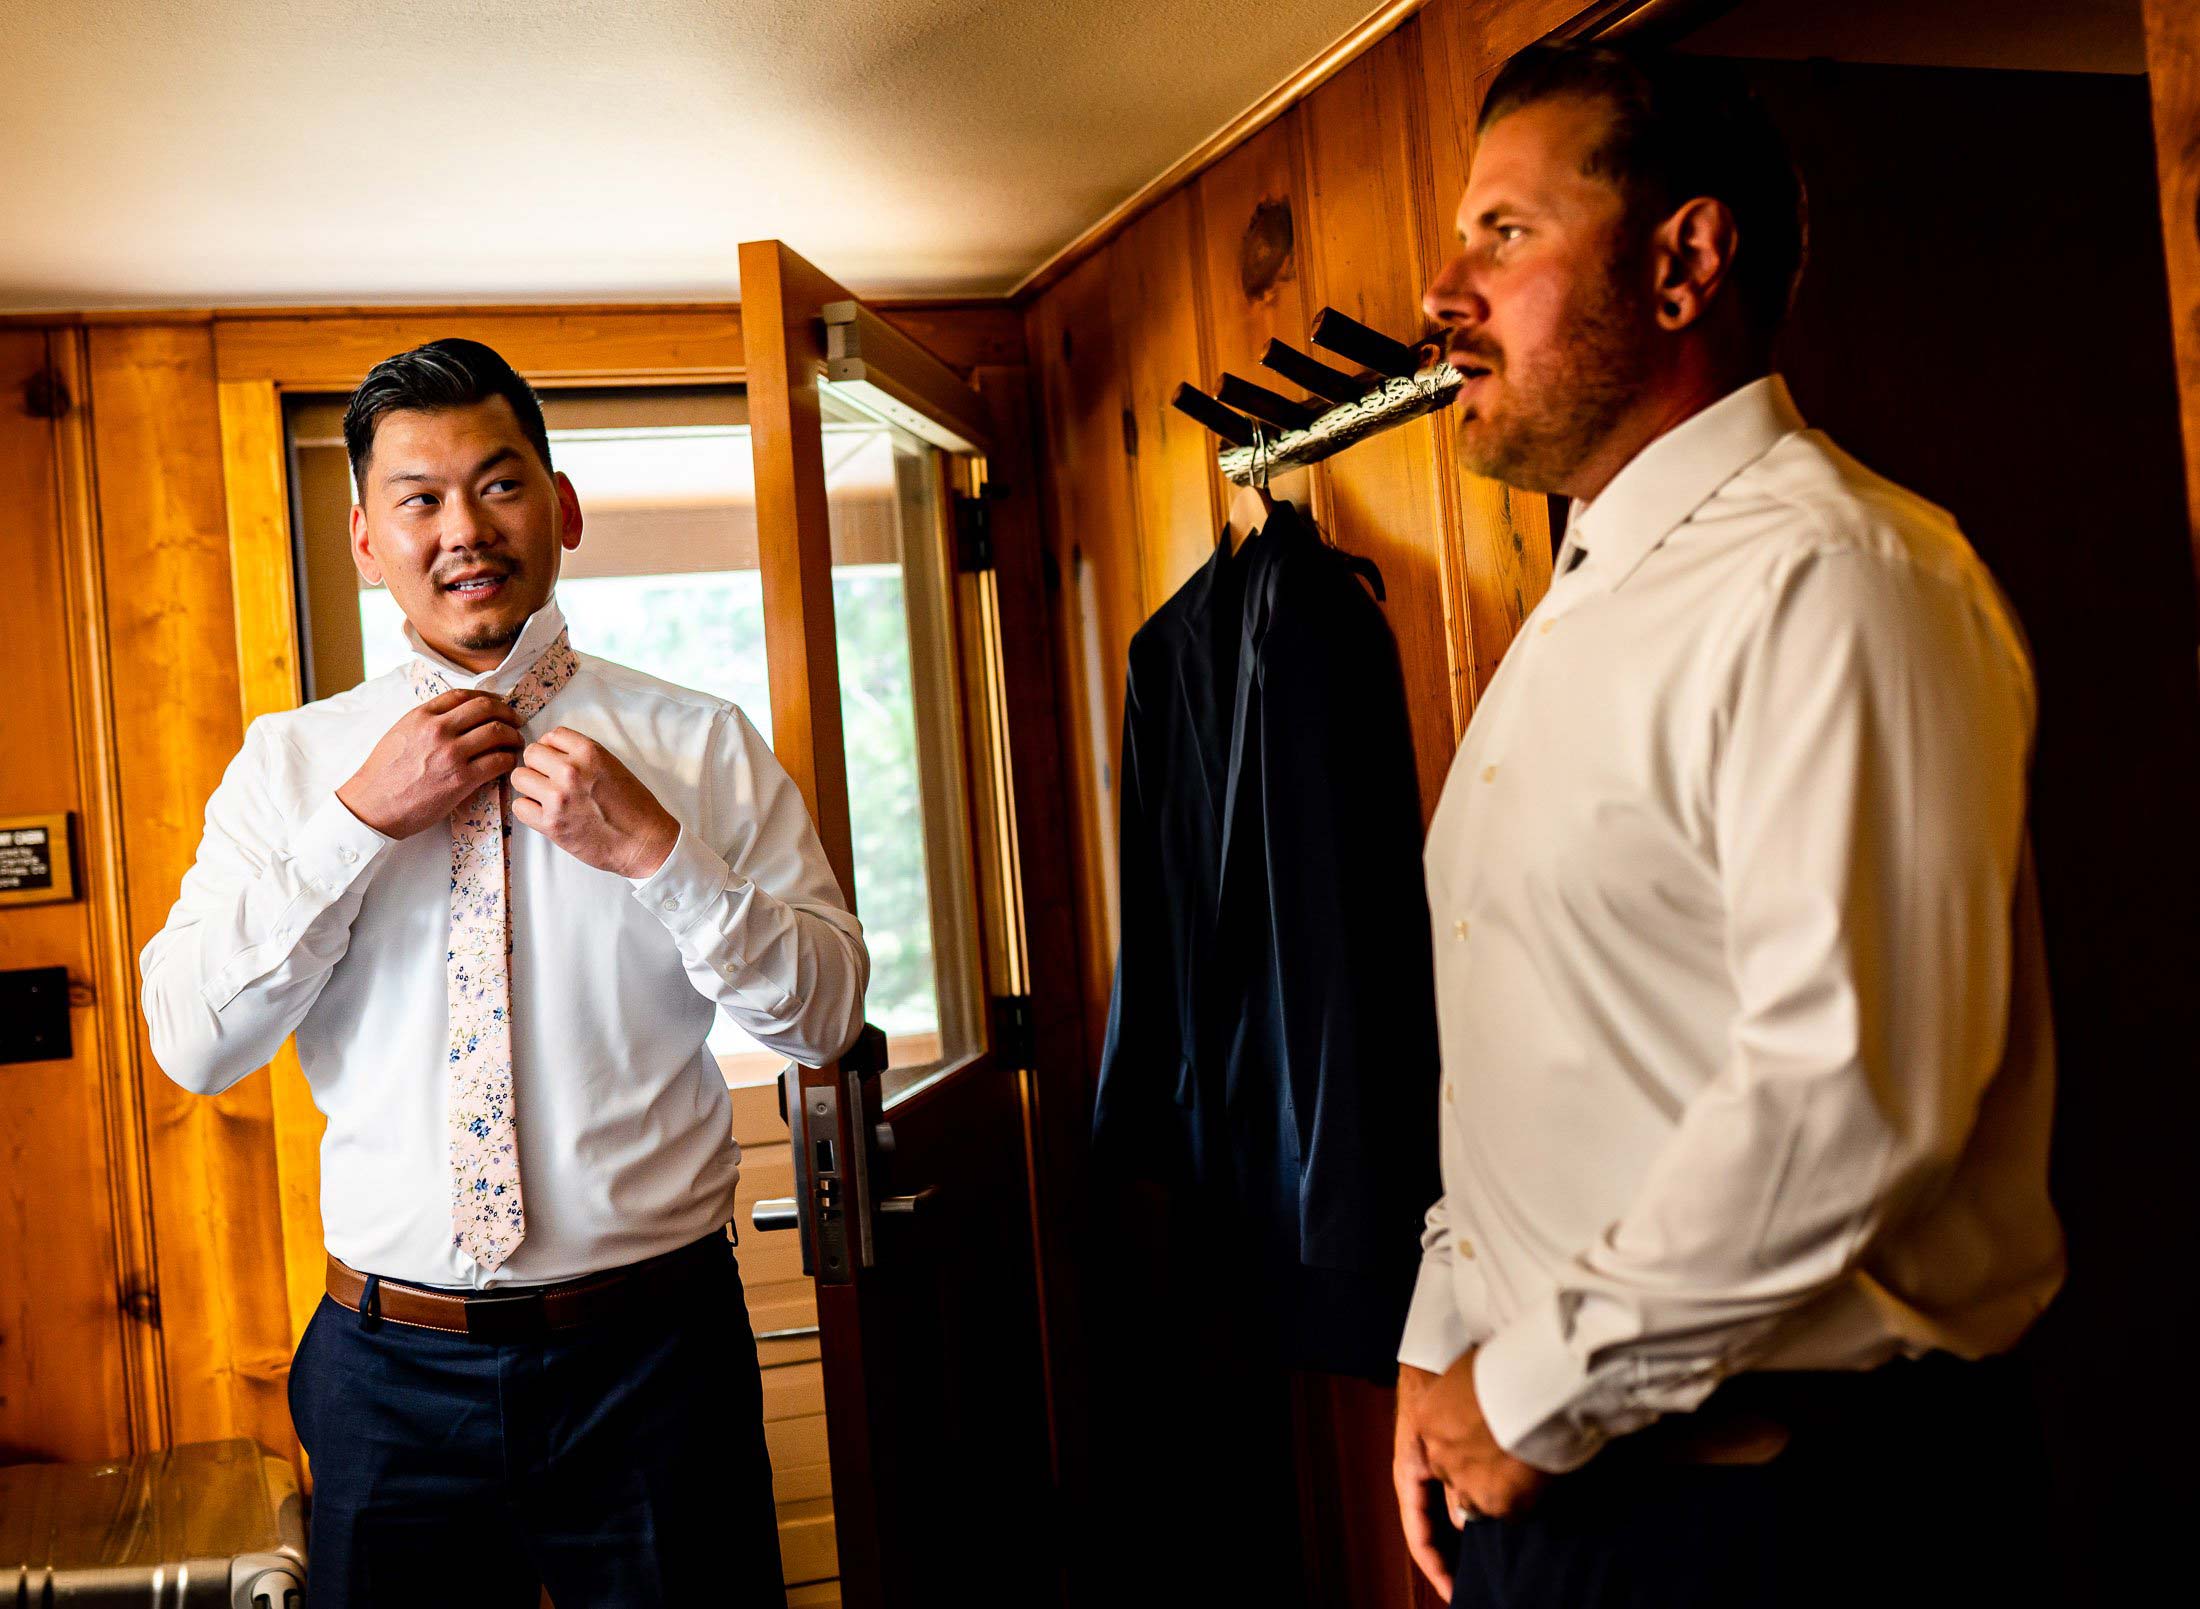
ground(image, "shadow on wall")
xmin=1746 ymin=56 xmax=2200 ymax=1609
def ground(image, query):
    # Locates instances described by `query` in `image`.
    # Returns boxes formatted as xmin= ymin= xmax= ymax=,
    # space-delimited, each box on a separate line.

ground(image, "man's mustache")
xmin=1423 ymin=323 xmax=1501 ymax=370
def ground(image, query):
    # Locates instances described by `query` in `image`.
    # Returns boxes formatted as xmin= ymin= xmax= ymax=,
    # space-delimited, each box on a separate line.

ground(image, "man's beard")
xmin=452 ymin=617 xmax=526 ymax=653
xmin=1455 ymin=262 xmax=1654 ymax=494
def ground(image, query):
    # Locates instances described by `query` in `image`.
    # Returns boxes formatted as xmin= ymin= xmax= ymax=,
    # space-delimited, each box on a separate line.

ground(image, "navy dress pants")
xmin=1448 ymin=1354 xmax=2056 ymax=1609
xmin=288 ymin=1232 xmax=786 ymax=1609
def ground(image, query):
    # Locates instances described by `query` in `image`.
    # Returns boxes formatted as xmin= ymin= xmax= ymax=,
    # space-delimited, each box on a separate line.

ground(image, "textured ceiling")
xmin=0 ymin=0 xmax=1379 ymax=310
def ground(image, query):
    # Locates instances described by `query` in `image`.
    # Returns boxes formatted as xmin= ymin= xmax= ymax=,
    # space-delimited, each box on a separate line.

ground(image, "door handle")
xmin=760 ymin=1026 xmax=898 ymax=1282
xmin=752 ymin=1197 xmax=800 ymax=1233
xmin=877 ymin=1186 xmax=938 ymax=1216
xmin=756 ymin=1324 xmax=821 ymax=1343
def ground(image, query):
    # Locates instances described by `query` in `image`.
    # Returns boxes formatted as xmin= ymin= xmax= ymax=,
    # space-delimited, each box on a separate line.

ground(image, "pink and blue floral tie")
xmin=407 ymin=629 xmax=579 ymax=1273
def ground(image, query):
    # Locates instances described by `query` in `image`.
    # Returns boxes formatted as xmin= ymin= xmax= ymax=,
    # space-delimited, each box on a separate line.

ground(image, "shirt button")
xmin=1452 ymin=919 xmax=1468 ymax=941
xmin=1456 ymin=1238 xmax=1476 ymax=1261
xmin=1481 ymin=765 xmax=1498 ymax=783
xmin=1443 ymin=1081 xmax=1454 ymax=1103
xmin=662 ymin=895 xmax=680 ymax=911
xmin=337 ymin=846 xmax=358 ymax=863
xmin=1539 ymin=618 xmax=1555 ymax=635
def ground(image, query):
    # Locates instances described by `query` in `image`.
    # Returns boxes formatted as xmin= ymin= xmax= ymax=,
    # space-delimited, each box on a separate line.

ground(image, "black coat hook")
xmin=1170 ymin=382 xmax=1259 ymax=448
xmin=1260 ymin=339 xmax=1372 ymax=404
xmin=1310 ymin=307 xmax=1424 ymax=379
xmin=1217 ymin=374 xmax=1328 ymax=431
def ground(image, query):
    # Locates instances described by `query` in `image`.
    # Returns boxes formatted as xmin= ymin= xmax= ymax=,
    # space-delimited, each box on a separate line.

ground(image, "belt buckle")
xmin=463 ymin=1289 xmax=549 ymax=1342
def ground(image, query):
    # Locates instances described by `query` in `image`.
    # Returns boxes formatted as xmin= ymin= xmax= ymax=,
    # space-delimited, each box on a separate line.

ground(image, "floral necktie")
xmin=407 ymin=628 xmax=580 ymax=1273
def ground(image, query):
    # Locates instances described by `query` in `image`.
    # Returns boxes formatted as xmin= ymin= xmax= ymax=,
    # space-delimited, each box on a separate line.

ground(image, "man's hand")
xmin=1416 ymin=1347 xmax=1550 ymax=1524
xmin=509 ymin=727 xmax=679 ymax=879
xmin=1394 ymin=1365 xmax=1456 ymax=1601
xmin=337 ymin=690 xmax=523 ymax=840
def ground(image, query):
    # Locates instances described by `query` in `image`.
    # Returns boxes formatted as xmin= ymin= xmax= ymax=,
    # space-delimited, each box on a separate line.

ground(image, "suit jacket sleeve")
xmin=1092 ymin=637 xmax=1186 ymax=1178
xmin=1255 ymin=547 xmax=1442 ymax=1275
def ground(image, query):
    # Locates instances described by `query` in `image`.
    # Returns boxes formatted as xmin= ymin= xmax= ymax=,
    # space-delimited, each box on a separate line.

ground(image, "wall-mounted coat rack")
xmin=1171 ymin=308 xmax=1464 ymax=486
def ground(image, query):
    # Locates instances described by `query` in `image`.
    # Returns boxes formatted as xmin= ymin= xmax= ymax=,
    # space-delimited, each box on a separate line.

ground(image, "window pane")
xmin=820 ymin=394 xmax=985 ymax=1091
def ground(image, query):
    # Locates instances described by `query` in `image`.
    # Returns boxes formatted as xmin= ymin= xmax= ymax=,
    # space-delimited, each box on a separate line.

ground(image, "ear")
xmin=349 ymin=502 xmax=383 ymax=586
xmin=1650 ymin=196 xmax=1739 ymax=332
xmin=554 ymin=470 xmax=585 ymax=550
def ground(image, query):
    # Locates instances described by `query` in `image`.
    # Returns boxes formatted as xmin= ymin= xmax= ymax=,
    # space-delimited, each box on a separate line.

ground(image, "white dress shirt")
xmin=140 ymin=593 xmax=868 ymax=1288
xmin=1400 ymin=376 xmax=2063 ymax=1472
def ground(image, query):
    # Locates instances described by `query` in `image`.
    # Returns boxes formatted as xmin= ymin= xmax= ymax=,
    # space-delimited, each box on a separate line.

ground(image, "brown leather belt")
xmin=325 ymin=1228 xmax=731 ymax=1342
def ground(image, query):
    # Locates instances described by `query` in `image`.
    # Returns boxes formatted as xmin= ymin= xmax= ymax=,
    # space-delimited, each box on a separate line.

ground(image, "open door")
xmin=737 ymin=240 xmax=1056 ymax=1607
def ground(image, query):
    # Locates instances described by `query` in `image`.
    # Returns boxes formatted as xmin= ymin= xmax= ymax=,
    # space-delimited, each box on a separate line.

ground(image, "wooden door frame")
xmin=740 ymin=238 xmax=1073 ymax=1605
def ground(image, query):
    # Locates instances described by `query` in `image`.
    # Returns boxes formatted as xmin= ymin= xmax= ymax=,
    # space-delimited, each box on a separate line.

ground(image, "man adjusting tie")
xmin=141 ymin=337 xmax=866 ymax=1608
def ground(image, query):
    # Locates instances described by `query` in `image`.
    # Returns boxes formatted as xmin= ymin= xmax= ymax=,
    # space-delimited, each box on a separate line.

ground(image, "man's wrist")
xmin=334 ymin=778 xmax=389 ymax=838
xmin=625 ymin=813 xmax=679 ymax=880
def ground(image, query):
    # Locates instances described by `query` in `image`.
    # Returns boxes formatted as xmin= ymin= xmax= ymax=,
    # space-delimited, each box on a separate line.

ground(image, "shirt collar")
xmin=404 ymin=590 xmax=571 ymax=695
xmin=1560 ymin=373 xmax=1805 ymax=591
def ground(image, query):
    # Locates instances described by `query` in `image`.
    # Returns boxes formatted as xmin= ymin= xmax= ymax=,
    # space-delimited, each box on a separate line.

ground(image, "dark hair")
xmin=342 ymin=337 xmax=553 ymax=489
xmin=1478 ymin=42 xmax=1806 ymax=359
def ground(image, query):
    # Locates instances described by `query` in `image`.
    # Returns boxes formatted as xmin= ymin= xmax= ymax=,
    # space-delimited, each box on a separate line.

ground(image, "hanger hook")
xmin=1250 ymin=419 xmax=1270 ymax=490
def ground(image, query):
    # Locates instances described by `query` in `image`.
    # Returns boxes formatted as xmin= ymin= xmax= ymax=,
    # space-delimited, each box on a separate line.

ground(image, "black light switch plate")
xmin=1 ymin=966 xmax=72 ymax=1065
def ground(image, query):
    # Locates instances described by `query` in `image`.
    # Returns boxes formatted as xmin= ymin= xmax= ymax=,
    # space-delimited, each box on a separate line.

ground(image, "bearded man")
xmin=1391 ymin=43 xmax=2063 ymax=1608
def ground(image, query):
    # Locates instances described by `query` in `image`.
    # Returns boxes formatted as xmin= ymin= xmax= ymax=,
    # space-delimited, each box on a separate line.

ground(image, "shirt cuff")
xmin=290 ymin=789 xmax=395 ymax=897
xmin=626 ymin=821 xmax=729 ymax=939
xmin=1397 ymin=1256 xmax=1476 ymax=1376
xmin=1472 ymin=1303 xmax=1608 ymax=1474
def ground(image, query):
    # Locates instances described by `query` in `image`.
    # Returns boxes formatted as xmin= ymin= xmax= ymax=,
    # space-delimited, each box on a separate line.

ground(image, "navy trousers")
xmin=1448 ymin=1354 xmax=2056 ymax=1608
xmin=288 ymin=1231 xmax=786 ymax=1609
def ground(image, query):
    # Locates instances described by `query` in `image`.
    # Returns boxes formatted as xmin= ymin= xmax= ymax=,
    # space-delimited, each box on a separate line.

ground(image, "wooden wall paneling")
xmin=1290 ymin=19 xmax=1466 ymax=1609
xmin=2144 ymin=0 xmax=2200 ymax=593
xmin=974 ymin=362 xmax=1098 ymax=1531
xmin=1024 ymin=249 xmax=1143 ymax=1076
xmin=212 ymin=308 xmax=745 ymax=388
xmin=872 ymin=302 xmax=1029 ymax=377
xmin=1191 ymin=110 xmax=1319 ymax=518
xmin=1462 ymin=0 xmax=1606 ymax=66
xmin=215 ymin=377 xmax=329 ymax=1356
xmin=48 ymin=326 xmax=173 ymax=1459
xmin=0 ymin=329 xmax=138 ymax=1464
xmin=87 ymin=323 xmax=297 ymax=1458
xmin=1416 ymin=0 xmax=1557 ymax=723
xmin=1109 ymin=188 xmax=1224 ymax=612
xmin=1295 ymin=18 xmax=1460 ymax=816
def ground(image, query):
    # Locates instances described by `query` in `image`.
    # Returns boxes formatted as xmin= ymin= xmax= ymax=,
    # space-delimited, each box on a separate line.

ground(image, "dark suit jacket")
xmin=1092 ymin=500 xmax=1442 ymax=1380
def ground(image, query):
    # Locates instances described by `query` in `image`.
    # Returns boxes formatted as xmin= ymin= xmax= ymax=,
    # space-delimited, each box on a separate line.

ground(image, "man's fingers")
xmin=434 ymin=688 xmax=513 ymax=717
xmin=1405 ymin=1532 xmax=1454 ymax=1603
xmin=453 ymin=721 xmax=522 ymax=762
xmin=1393 ymin=1466 xmax=1454 ymax=1603
xmin=520 ymin=741 xmax=574 ymax=782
